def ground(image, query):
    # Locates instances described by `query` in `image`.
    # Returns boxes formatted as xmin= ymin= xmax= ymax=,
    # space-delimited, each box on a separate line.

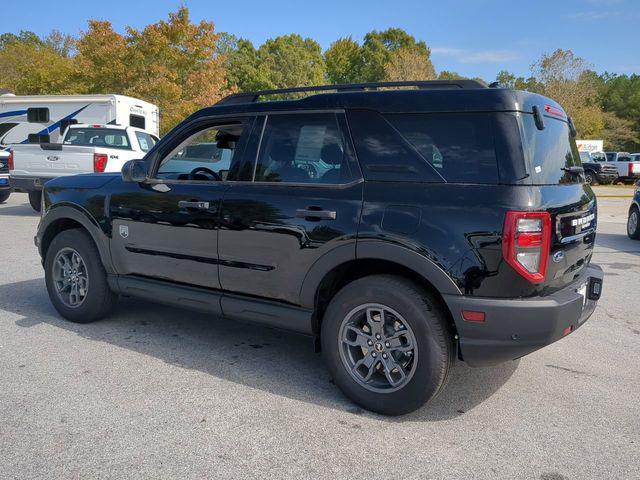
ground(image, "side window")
xmin=135 ymin=131 xmax=157 ymax=153
xmin=27 ymin=108 xmax=49 ymax=123
xmin=130 ymin=114 xmax=146 ymax=130
xmin=254 ymin=113 xmax=353 ymax=184
xmin=157 ymin=123 xmax=245 ymax=182
xmin=386 ymin=113 xmax=498 ymax=184
xmin=60 ymin=119 xmax=78 ymax=136
xmin=347 ymin=110 xmax=443 ymax=183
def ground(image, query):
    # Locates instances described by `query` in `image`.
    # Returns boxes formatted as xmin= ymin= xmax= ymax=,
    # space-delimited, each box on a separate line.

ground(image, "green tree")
xmin=360 ymin=28 xmax=434 ymax=82
xmin=256 ymin=34 xmax=325 ymax=90
xmin=0 ymin=30 xmax=76 ymax=94
xmin=325 ymin=37 xmax=362 ymax=84
xmin=383 ymin=47 xmax=436 ymax=81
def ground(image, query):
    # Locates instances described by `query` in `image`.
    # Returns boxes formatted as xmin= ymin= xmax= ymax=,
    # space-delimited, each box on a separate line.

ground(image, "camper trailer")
xmin=0 ymin=94 xmax=159 ymax=147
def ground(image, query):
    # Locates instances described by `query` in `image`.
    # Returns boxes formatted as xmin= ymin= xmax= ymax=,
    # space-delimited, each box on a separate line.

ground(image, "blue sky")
xmin=4 ymin=0 xmax=639 ymax=81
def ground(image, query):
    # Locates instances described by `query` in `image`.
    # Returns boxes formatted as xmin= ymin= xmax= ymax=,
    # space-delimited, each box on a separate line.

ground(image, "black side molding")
xmin=111 ymin=275 xmax=313 ymax=335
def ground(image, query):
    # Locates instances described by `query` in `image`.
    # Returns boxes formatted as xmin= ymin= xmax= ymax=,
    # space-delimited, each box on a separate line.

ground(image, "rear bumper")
xmin=9 ymin=175 xmax=54 ymax=193
xmin=596 ymin=172 xmax=618 ymax=181
xmin=443 ymin=264 xmax=604 ymax=367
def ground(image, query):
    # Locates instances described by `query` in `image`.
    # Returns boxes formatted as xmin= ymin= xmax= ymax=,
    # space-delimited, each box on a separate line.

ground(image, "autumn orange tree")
xmin=75 ymin=7 xmax=233 ymax=132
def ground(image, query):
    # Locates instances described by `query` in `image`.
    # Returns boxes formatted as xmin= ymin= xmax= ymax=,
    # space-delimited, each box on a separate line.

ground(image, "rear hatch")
xmin=519 ymin=108 xmax=596 ymax=293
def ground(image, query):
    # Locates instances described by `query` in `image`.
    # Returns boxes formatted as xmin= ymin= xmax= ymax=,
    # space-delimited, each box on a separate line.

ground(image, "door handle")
xmin=295 ymin=208 xmax=337 ymax=220
xmin=178 ymin=200 xmax=210 ymax=210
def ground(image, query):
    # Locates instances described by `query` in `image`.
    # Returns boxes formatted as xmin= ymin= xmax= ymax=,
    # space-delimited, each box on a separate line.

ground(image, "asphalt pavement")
xmin=0 ymin=190 xmax=638 ymax=480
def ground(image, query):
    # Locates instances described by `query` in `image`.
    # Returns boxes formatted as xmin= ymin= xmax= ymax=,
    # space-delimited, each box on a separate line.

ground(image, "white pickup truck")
xmin=602 ymin=151 xmax=640 ymax=184
xmin=10 ymin=124 xmax=158 ymax=211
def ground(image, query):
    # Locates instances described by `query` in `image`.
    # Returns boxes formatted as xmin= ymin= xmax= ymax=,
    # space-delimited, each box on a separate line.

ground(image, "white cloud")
xmin=567 ymin=10 xmax=621 ymax=20
xmin=431 ymin=47 xmax=519 ymax=64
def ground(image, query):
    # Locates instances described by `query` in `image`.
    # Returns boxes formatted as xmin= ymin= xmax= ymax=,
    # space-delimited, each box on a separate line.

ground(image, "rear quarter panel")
xmin=359 ymin=182 xmax=596 ymax=299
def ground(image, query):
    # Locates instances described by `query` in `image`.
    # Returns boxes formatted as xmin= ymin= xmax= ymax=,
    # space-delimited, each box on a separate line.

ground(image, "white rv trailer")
xmin=0 ymin=94 xmax=159 ymax=147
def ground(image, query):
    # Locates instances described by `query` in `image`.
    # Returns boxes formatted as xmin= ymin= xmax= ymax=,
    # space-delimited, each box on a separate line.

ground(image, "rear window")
xmin=386 ymin=113 xmax=498 ymax=184
xmin=64 ymin=128 xmax=131 ymax=150
xmin=521 ymin=114 xmax=581 ymax=184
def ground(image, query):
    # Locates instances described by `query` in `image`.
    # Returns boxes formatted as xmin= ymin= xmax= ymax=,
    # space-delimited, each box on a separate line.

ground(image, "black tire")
xmin=44 ymin=229 xmax=117 ymax=323
xmin=28 ymin=190 xmax=42 ymax=212
xmin=584 ymin=171 xmax=596 ymax=185
xmin=628 ymin=206 xmax=640 ymax=240
xmin=321 ymin=275 xmax=454 ymax=415
xmin=0 ymin=190 xmax=10 ymax=203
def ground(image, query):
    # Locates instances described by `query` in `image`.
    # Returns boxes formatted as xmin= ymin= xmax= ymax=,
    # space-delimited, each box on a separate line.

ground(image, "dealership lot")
xmin=0 ymin=191 xmax=638 ymax=479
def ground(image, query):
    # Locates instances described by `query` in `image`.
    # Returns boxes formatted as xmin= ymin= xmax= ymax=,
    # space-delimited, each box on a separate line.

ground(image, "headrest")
xmin=321 ymin=143 xmax=343 ymax=165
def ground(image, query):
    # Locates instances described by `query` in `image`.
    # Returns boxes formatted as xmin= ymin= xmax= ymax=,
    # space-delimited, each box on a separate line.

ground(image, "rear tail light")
xmin=502 ymin=211 xmax=552 ymax=283
xmin=93 ymin=153 xmax=108 ymax=173
xmin=8 ymin=150 xmax=14 ymax=170
xmin=629 ymin=163 xmax=634 ymax=177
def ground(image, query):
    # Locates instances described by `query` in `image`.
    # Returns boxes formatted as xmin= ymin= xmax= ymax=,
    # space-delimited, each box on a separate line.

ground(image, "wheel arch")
xmin=39 ymin=203 xmax=114 ymax=273
xmin=300 ymin=241 xmax=462 ymax=335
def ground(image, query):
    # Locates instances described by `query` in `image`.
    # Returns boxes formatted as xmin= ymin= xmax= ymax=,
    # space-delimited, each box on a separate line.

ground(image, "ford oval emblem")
xmin=552 ymin=251 xmax=565 ymax=263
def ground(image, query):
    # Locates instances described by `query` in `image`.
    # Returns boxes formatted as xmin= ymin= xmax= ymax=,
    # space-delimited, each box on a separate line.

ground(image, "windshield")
xmin=579 ymin=151 xmax=591 ymax=162
xmin=521 ymin=114 xmax=581 ymax=184
xmin=591 ymin=152 xmax=606 ymax=162
xmin=63 ymin=128 xmax=131 ymax=150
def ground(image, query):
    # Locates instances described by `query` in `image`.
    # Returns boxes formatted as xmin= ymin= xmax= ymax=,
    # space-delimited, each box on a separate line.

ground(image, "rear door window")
xmin=253 ymin=113 xmax=355 ymax=184
xmin=385 ymin=113 xmax=498 ymax=184
xmin=521 ymin=114 xmax=581 ymax=184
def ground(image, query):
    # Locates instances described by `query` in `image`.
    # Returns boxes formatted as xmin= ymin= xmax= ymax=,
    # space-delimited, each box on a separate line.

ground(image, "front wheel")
xmin=321 ymin=275 xmax=454 ymax=415
xmin=628 ymin=206 xmax=640 ymax=240
xmin=584 ymin=171 xmax=596 ymax=185
xmin=0 ymin=190 xmax=10 ymax=203
xmin=45 ymin=229 xmax=117 ymax=322
xmin=28 ymin=190 xmax=42 ymax=212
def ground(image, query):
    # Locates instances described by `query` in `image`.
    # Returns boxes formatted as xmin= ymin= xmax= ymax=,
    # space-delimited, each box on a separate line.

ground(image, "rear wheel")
xmin=628 ymin=206 xmax=640 ymax=240
xmin=28 ymin=190 xmax=42 ymax=212
xmin=45 ymin=229 xmax=117 ymax=322
xmin=0 ymin=190 xmax=10 ymax=203
xmin=321 ymin=275 xmax=454 ymax=415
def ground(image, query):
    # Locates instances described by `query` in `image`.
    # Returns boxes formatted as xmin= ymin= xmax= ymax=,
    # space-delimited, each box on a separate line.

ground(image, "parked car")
xmin=10 ymin=124 xmax=158 ymax=211
xmin=579 ymin=151 xmax=618 ymax=185
xmin=627 ymin=180 xmax=640 ymax=239
xmin=603 ymin=151 xmax=640 ymax=183
xmin=36 ymin=81 xmax=604 ymax=415
xmin=0 ymin=148 xmax=10 ymax=203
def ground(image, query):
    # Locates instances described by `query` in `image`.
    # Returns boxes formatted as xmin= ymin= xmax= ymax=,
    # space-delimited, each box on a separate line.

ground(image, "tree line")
xmin=0 ymin=7 xmax=637 ymax=149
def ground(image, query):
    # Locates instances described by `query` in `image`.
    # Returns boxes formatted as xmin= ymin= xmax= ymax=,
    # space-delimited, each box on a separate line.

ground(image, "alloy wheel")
xmin=52 ymin=247 xmax=89 ymax=308
xmin=338 ymin=303 xmax=418 ymax=393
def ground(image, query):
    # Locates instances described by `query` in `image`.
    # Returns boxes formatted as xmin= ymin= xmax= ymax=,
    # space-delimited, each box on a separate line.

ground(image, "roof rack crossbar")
xmin=216 ymin=80 xmax=487 ymax=106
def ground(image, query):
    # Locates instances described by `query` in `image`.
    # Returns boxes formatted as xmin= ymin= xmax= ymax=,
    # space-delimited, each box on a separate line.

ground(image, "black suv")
xmin=36 ymin=81 xmax=604 ymax=415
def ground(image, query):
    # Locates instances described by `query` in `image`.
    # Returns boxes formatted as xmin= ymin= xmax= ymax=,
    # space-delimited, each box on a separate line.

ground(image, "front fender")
xmin=37 ymin=202 xmax=114 ymax=274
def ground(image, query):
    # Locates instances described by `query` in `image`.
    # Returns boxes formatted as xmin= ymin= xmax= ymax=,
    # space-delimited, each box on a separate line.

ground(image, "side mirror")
xmin=121 ymin=159 xmax=147 ymax=183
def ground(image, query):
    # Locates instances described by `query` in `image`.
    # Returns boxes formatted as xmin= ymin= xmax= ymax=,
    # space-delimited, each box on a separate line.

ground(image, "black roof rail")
xmin=216 ymin=80 xmax=487 ymax=106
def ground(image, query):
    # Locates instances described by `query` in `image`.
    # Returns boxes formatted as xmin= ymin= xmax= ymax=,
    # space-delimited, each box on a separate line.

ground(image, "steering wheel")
xmin=188 ymin=166 xmax=221 ymax=181
xmin=298 ymin=163 xmax=318 ymax=179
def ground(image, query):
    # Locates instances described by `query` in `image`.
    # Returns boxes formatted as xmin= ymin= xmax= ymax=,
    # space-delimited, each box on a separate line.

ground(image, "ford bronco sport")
xmin=36 ymin=81 xmax=604 ymax=415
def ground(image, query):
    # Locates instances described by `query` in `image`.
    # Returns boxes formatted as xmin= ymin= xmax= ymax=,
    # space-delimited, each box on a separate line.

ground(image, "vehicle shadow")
xmin=2 ymin=278 xmax=518 ymax=422
xmin=595 ymin=232 xmax=640 ymax=258
xmin=0 ymin=203 xmax=38 ymax=217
